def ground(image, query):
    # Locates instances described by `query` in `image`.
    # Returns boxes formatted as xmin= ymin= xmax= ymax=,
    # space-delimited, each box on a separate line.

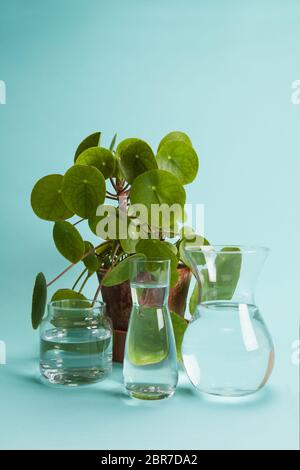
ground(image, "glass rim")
xmin=184 ymin=245 xmax=270 ymax=254
xmin=48 ymin=299 xmax=106 ymax=311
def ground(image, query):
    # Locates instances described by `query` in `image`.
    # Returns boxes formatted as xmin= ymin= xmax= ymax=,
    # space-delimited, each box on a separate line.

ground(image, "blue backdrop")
xmin=0 ymin=0 xmax=299 ymax=449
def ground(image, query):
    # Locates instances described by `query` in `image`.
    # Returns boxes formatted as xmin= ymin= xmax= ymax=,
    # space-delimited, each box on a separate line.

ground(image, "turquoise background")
xmin=0 ymin=0 xmax=299 ymax=450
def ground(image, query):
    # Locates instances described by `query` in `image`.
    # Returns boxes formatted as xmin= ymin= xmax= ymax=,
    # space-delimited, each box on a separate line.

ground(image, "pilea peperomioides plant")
xmin=30 ymin=130 xmax=208 ymax=360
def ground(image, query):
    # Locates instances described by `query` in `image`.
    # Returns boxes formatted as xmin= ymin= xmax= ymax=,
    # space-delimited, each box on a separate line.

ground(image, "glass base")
xmin=126 ymin=383 xmax=175 ymax=400
xmin=40 ymin=366 xmax=112 ymax=386
xmin=201 ymin=387 xmax=258 ymax=398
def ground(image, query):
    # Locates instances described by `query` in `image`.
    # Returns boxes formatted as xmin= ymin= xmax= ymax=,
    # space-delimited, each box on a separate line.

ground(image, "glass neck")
xmin=131 ymin=283 xmax=169 ymax=308
xmin=187 ymin=247 xmax=268 ymax=306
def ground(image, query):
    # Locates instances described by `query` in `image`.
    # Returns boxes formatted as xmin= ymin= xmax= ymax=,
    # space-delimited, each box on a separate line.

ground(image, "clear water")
xmin=40 ymin=327 xmax=112 ymax=386
xmin=123 ymin=284 xmax=178 ymax=400
xmin=182 ymin=301 xmax=274 ymax=397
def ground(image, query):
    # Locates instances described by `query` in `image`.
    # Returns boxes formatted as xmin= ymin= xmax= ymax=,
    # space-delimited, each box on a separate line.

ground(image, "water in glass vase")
xmin=40 ymin=327 xmax=112 ymax=386
xmin=182 ymin=301 xmax=274 ymax=397
xmin=123 ymin=280 xmax=178 ymax=400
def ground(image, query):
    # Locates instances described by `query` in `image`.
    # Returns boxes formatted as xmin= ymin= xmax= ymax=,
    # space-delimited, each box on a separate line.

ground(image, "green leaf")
xmin=127 ymin=305 xmax=169 ymax=366
xmin=189 ymin=282 xmax=200 ymax=315
xmin=214 ymin=247 xmax=242 ymax=300
xmin=102 ymin=253 xmax=146 ymax=287
xmin=83 ymin=241 xmax=100 ymax=272
xmin=170 ymin=311 xmax=188 ymax=361
xmin=75 ymin=147 xmax=116 ymax=179
xmin=31 ymin=174 xmax=74 ymax=221
xmin=188 ymin=247 xmax=242 ymax=310
xmin=74 ymin=132 xmax=101 ymax=162
xmin=53 ymin=221 xmax=85 ymax=263
xmin=120 ymin=237 xmax=138 ymax=254
xmin=115 ymin=138 xmax=139 ymax=158
xmin=157 ymin=141 xmax=199 ymax=185
xmin=62 ymin=165 xmax=106 ymax=219
xmin=130 ymin=169 xmax=186 ymax=228
xmin=109 ymin=133 xmax=117 ymax=151
xmin=157 ymin=131 xmax=192 ymax=152
xmin=136 ymin=239 xmax=179 ymax=286
xmin=51 ymin=289 xmax=87 ymax=301
xmin=31 ymin=272 xmax=47 ymax=329
xmin=117 ymin=139 xmax=157 ymax=184
xmin=179 ymin=233 xmax=210 ymax=269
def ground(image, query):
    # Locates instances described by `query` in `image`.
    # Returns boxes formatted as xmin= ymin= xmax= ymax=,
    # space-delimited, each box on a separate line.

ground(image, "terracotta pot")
xmin=168 ymin=264 xmax=192 ymax=317
xmin=97 ymin=264 xmax=192 ymax=362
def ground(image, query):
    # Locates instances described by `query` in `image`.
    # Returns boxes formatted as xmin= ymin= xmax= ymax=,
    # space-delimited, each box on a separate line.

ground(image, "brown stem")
xmin=72 ymin=268 xmax=88 ymax=290
xmin=110 ymin=178 xmax=118 ymax=192
xmin=79 ymin=272 xmax=91 ymax=293
xmin=47 ymin=263 xmax=75 ymax=287
xmin=73 ymin=218 xmax=84 ymax=226
xmin=106 ymin=190 xmax=117 ymax=197
xmin=47 ymin=245 xmax=101 ymax=288
xmin=116 ymin=178 xmax=124 ymax=194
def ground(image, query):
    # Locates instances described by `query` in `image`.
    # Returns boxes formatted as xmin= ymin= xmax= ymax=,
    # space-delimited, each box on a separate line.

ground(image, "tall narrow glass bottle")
xmin=123 ymin=259 xmax=178 ymax=400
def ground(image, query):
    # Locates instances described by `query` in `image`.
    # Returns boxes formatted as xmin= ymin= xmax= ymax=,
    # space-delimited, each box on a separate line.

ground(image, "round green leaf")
xmin=31 ymin=272 xmax=47 ymax=329
xmin=74 ymin=132 xmax=101 ymax=162
xmin=62 ymin=165 xmax=106 ymax=219
xmin=115 ymin=138 xmax=139 ymax=158
xmin=102 ymin=253 xmax=146 ymax=287
xmin=158 ymin=131 xmax=192 ymax=151
xmin=83 ymin=241 xmax=100 ymax=272
xmin=75 ymin=147 xmax=115 ymax=179
xmin=120 ymin=237 xmax=138 ymax=254
xmin=51 ymin=289 xmax=87 ymax=301
xmin=31 ymin=174 xmax=74 ymax=221
xmin=53 ymin=221 xmax=85 ymax=263
xmin=157 ymin=141 xmax=199 ymax=185
xmin=117 ymin=139 xmax=157 ymax=183
xmin=130 ymin=169 xmax=186 ymax=228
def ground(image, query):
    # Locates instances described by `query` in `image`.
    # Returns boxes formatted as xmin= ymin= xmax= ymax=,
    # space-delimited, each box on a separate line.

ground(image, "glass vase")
xmin=40 ymin=299 xmax=112 ymax=386
xmin=123 ymin=259 xmax=178 ymax=400
xmin=182 ymin=245 xmax=274 ymax=397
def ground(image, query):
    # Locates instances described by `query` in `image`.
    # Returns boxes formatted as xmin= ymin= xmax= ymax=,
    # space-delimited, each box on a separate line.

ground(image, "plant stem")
xmin=110 ymin=178 xmax=118 ymax=192
xmin=47 ymin=263 xmax=75 ymax=287
xmin=106 ymin=190 xmax=117 ymax=197
xmin=47 ymin=245 xmax=101 ymax=288
xmin=73 ymin=218 xmax=84 ymax=226
xmin=79 ymin=272 xmax=91 ymax=293
xmin=72 ymin=268 xmax=88 ymax=290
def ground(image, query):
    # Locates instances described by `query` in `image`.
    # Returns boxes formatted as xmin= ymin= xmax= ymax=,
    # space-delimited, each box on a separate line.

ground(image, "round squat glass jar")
xmin=40 ymin=299 xmax=112 ymax=386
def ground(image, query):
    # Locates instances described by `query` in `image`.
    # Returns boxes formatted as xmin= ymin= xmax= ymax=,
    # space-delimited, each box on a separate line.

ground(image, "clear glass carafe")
xmin=40 ymin=299 xmax=112 ymax=386
xmin=123 ymin=259 xmax=178 ymax=400
xmin=182 ymin=246 xmax=274 ymax=397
